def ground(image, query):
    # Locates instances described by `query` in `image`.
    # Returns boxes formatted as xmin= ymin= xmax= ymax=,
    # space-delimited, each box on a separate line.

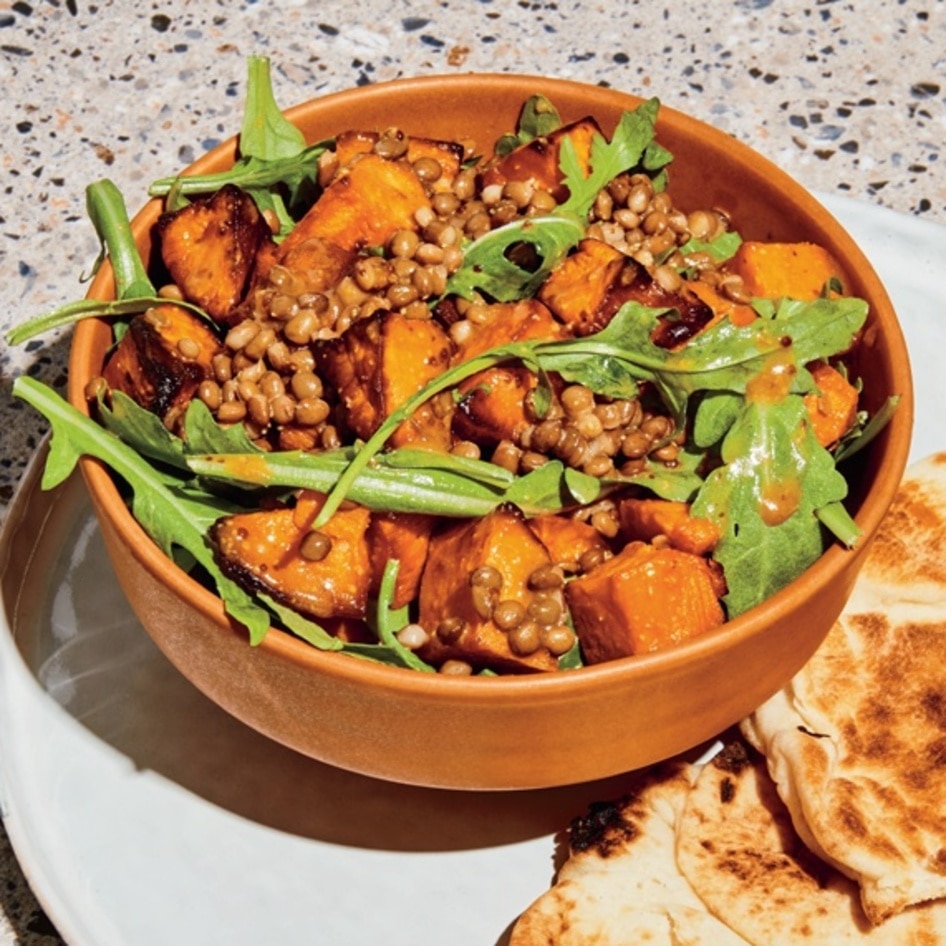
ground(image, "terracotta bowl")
xmin=67 ymin=74 xmax=913 ymax=790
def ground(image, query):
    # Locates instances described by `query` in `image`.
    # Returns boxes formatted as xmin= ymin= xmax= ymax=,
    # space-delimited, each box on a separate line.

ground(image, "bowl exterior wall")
xmin=69 ymin=74 xmax=912 ymax=789
xmin=85 ymin=454 xmax=870 ymax=789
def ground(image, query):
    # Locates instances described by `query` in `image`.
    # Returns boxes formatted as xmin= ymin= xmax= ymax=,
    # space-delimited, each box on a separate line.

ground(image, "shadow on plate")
xmin=3 ymin=466 xmax=699 ymax=856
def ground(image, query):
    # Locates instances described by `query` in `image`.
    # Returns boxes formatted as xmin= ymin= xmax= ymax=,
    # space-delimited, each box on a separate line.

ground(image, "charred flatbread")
xmin=509 ymin=761 xmax=751 ymax=945
xmin=512 ymin=743 xmax=946 ymax=944
xmin=676 ymin=742 xmax=946 ymax=943
xmin=742 ymin=452 xmax=946 ymax=924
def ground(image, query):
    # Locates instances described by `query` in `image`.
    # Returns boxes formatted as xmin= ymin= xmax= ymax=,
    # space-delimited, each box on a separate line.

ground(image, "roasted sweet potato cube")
xmin=333 ymin=131 xmax=464 ymax=191
xmin=317 ymin=311 xmax=453 ymax=450
xmin=157 ymin=184 xmax=271 ymax=322
xmin=480 ymin=116 xmax=601 ymax=202
xmin=417 ymin=509 xmax=560 ymax=672
xmin=803 ymin=360 xmax=860 ymax=446
xmin=683 ymin=279 xmax=757 ymax=329
xmin=212 ymin=491 xmax=372 ymax=621
xmin=601 ymin=266 xmax=715 ymax=347
xmin=725 ymin=241 xmax=843 ymax=301
xmin=275 ymin=153 xmax=431 ymax=261
xmin=267 ymin=236 xmax=357 ymax=296
xmin=452 ymin=365 xmax=539 ymax=448
xmin=566 ymin=543 xmax=725 ymax=663
xmin=448 ymin=300 xmax=568 ymax=447
xmin=367 ymin=511 xmax=434 ymax=609
xmin=617 ymin=498 xmax=720 ymax=557
xmin=333 ymin=130 xmax=377 ymax=168
xmin=405 ymin=136 xmax=465 ymax=191
xmin=527 ymin=514 xmax=612 ymax=571
xmin=452 ymin=299 xmax=568 ymax=365
xmin=102 ymin=303 xmax=223 ymax=429
xmin=537 ymin=238 xmax=626 ymax=334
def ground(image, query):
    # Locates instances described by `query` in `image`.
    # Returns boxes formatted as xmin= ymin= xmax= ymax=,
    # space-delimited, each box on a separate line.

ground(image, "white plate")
xmin=1 ymin=195 xmax=943 ymax=946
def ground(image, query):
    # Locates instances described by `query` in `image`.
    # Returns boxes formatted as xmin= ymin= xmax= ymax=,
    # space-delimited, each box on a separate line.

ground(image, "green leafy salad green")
xmin=8 ymin=56 xmax=897 ymax=671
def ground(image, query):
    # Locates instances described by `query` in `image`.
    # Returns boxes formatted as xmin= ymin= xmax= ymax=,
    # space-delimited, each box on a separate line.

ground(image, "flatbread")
xmin=512 ymin=743 xmax=946 ymax=944
xmin=509 ymin=761 xmax=752 ymax=945
xmin=742 ymin=452 xmax=946 ymax=923
xmin=676 ymin=742 xmax=946 ymax=943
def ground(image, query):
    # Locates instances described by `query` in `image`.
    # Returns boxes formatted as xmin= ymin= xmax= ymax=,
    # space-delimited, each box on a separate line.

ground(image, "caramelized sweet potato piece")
xmin=333 ymin=131 xmax=464 ymax=191
xmin=453 ymin=299 xmax=569 ymax=364
xmin=683 ymin=279 xmax=757 ymax=328
xmin=265 ymin=236 xmax=357 ymax=296
xmin=725 ymin=241 xmax=843 ymax=301
xmin=157 ymin=184 xmax=271 ymax=322
xmin=605 ymin=267 xmax=715 ymax=348
xmin=275 ymin=153 xmax=431 ymax=261
xmin=480 ymin=116 xmax=601 ymax=203
xmin=367 ymin=511 xmax=434 ymax=609
xmin=102 ymin=303 xmax=223 ymax=429
xmin=537 ymin=238 xmax=626 ymax=334
xmin=527 ymin=514 xmax=612 ymax=571
xmin=332 ymin=130 xmax=378 ymax=169
xmin=617 ymin=498 xmax=720 ymax=556
xmin=538 ymin=240 xmax=714 ymax=343
xmin=417 ymin=509 xmax=560 ymax=672
xmin=452 ymin=365 xmax=539 ymax=448
xmin=449 ymin=300 xmax=567 ymax=447
xmin=565 ymin=543 xmax=726 ymax=663
xmin=317 ymin=311 xmax=453 ymax=450
xmin=405 ymin=136 xmax=465 ymax=191
xmin=212 ymin=490 xmax=372 ymax=621
xmin=803 ymin=359 xmax=860 ymax=446
xmin=451 ymin=299 xmax=568 ymax=364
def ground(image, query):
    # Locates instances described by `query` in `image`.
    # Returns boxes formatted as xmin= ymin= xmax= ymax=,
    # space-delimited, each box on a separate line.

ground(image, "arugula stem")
xmin=815 ymin=500 xmax=862 ymax=548
xmin=189 ymin=449 xmax=511 ymax=518
xmin=313 ymin=343 xmax=533 ymax=526
xmin=86 ymin=179 xmax=156 ymax=300
xmin=148 ymin=144 xmax=330 ymax=197
xmin=370 ymin=560 xmax=435 ymax=672
xmin=7 ymin=179 xmax=212 ymax=347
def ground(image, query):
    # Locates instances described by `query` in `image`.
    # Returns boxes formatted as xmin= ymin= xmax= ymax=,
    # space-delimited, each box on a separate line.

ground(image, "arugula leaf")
xmin=833 ymin=394 xmax=900 ymax=464
xmin=678 ymin=230 xmax=743 ymax=265
xmin=182 ymin=398 xmax=262 ymax=455
xmin=260 ymin=594 xmax=344 ymax=651
xmin=263 ymin=560 xmax=436 ymax=670
xmin=97 ymin=390 xmax=189 ymax=469
xmin=495 ymin=94 xmax=563 ymax=155
xmin=240 ymin=54 xmax=307 ymax=161
xmin=597 ymin=296 xmax=869 ymax=424
xmin=13 ymin=376 xmax=272 ymax=643
xmin=558 ymin=97 xmax=665 ymax=220
xmin=691 ymin=390 xmax=744 ymax=449
xmin=609 ymin=448 xmax=706 ymax=502
xmin=446 ymin=97 xmax=670 ymax=303
xmin=148 ymin=56 xmax=330 ymax=236
xmin=445 ymin=214 xmax=585 ymax=302
xmin=7 ymin=296 xmax=176 ymax=346
xmin=86 ymin=178 xmax=155 ymax=300
xmin=691 ymin=393 xmax=855 ymax=616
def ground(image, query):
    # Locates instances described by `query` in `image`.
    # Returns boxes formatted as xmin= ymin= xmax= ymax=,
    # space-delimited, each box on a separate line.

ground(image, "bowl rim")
xmin=68 ymin=71 xmax=915 ymax=701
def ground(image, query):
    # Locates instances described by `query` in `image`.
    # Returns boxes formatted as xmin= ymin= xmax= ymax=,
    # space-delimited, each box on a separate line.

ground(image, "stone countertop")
xmin=1 ymin=0 xmax=944 ymax=942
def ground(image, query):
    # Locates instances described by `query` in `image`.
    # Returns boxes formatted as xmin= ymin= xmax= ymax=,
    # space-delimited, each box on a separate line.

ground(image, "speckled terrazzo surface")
xmin=1 ymin=0 xmax=945 ymax=942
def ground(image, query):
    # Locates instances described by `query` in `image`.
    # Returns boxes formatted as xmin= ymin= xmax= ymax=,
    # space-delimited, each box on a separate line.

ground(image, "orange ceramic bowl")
xmin=67 ymin=74 xmax=912 ymax=790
